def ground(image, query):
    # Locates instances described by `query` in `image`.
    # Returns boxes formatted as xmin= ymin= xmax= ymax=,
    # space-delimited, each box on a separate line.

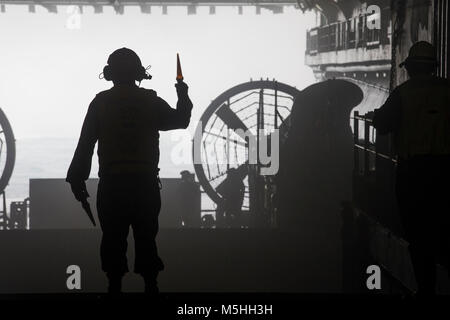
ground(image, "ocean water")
xmin=5 ymin=136 xmax=193 ymax=205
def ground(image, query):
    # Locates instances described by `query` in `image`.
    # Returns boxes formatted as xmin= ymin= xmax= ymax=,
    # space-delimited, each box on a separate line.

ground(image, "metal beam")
xmin=0 ymin=1 xmax=297 ymax=6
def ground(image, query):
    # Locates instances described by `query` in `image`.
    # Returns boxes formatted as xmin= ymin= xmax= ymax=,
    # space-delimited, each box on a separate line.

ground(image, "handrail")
xmin=351 ymin=115 xmax=373 ymax=123
xmin=353 ymin=111 xmax=397 ymax=173
xmin=345 ymin=77 xmax=390 ymax=94
xmin=354 ymin=144 xmax=397 ymax=163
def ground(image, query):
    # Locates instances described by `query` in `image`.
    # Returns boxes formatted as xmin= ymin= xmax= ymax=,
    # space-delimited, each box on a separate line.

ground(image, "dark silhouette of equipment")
xmin=275 ymin=79 xmax=363 ymax=285
xmin=28 ymin=178 xmax=196 ymax=229
xmin=0 ymin=108 xmax=16 ymax=230
xmin=9 ymin=199 xmax=29 ymax=230
xmin=276 ymin=79 xmax=363 ymax=229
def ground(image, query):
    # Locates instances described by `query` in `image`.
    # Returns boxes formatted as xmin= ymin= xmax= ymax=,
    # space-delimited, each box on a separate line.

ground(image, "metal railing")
xmin=352 ymin=111 xmax=396 ymax=178
xmin=306 ymin=7 xmax=391 ymax=55
xmin=344 ymin=111 xmax=418 ymax=293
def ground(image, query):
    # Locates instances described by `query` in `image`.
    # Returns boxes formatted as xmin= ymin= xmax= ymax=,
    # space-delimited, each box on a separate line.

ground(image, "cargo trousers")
xmin=96 ymin=173 xmax=164 ymax=277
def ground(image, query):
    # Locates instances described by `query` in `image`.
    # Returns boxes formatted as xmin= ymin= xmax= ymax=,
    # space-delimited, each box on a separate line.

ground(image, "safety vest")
xmin=95 ymin=85 xmax=161 ymax=176
xmin=395 ymin=76 xmax=450 ymax=159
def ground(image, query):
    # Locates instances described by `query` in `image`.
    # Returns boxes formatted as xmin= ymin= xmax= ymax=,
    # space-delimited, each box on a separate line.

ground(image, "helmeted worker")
xmin=178 ymin=170 xmax=201 ymax=228
xmin=370 ymin=41 xmax=450 ymax=295
xmin=66 ymin=48 xmax=193 ymax=294
xmin=216 ymin=168 xmax=245 ymax=228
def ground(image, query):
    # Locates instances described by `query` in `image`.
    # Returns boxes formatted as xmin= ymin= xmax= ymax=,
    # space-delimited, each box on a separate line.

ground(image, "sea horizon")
xmin=5 ymin=136 xmax=193 ymax=205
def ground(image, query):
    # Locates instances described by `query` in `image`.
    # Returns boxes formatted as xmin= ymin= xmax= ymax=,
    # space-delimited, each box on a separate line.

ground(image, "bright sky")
xmin=0 ymin=4 xmax=315 ymax=140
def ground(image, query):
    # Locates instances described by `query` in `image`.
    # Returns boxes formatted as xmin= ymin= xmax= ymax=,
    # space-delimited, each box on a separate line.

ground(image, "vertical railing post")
xmin=364 ymin=115 xmax=370 ymax=176
xmin=1 ymin=191 xmax=7 ymax=230
xmin=353 ymin=111 xmax=359 ymax=174
xmin=227 ymin=98 xmax=230 ymax=170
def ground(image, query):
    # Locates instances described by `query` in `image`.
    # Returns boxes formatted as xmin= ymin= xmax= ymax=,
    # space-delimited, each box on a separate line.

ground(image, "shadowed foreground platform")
xmin=0 ymin=228 xmax=342 ymax=294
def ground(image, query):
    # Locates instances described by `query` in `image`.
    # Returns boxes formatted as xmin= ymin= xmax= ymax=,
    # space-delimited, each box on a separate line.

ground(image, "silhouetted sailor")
xmin=371 ymin=41 xmax=450 ymax=296
xmin=178 ymin=170 xmax=201 ymax=228
xmin=66 ymin=48 xmax=193 ymax=294
xmin=216 ymin=168 xmax=245 ymax=228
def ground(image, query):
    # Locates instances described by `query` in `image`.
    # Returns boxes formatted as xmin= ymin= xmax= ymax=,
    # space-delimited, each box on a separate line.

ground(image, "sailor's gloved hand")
xmin=70 ymin=180 xmax=90 ymax=202
xmin=365 ymin=111 xmax=375 ymax=120
xmin=175 ymin=81 xmax=189 ymax=98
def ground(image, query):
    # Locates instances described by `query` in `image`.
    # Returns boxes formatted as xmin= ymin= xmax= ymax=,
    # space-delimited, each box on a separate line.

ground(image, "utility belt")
xmin=99 ymin=167 xmax=162 ymax=190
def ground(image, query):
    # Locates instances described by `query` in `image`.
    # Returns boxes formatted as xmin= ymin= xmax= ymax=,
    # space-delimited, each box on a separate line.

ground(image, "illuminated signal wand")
xmin=176 ymin=53 xmax=184 ymax=83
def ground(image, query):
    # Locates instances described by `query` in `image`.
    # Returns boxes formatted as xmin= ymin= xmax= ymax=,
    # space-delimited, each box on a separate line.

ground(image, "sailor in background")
xmin=370 ymin=41 xmax=450 ymax=296
xmin=178 ymin=170 xmax=201 ymax=228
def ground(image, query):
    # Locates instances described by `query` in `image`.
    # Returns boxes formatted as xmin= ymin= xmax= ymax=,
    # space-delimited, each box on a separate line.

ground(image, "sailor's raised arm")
xmin=156 ymin=82 xmax=193 ymax=131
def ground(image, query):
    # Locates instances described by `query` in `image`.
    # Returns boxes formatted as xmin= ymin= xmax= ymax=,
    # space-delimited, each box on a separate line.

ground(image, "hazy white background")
xmin=0 ymin=4 xmax=315 ymax=201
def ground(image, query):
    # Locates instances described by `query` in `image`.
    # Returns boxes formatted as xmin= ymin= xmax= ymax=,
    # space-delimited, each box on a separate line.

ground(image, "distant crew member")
xmin=370 ymin=41 xmax=450 ymax=296
xmin=179 ymin=170 xmax=201 ymax=228
xmin=216 ymin=168 xmax=245 ymax=228
xmin=66 ymin=48 xmax=193 ymax=294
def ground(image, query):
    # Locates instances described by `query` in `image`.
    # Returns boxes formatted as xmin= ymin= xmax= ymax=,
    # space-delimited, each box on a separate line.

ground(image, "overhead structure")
xmin=0 ymin=0 xmax=296 ymax=14
xmin=0 ymin=0 xmax=296 ymax=3
xmin=302 ymin=0 xmax=392 ymax=86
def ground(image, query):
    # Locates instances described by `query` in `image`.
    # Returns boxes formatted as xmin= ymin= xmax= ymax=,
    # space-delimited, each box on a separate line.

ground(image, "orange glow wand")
xmin=176 ymin=53 xmax=184 ymax=82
